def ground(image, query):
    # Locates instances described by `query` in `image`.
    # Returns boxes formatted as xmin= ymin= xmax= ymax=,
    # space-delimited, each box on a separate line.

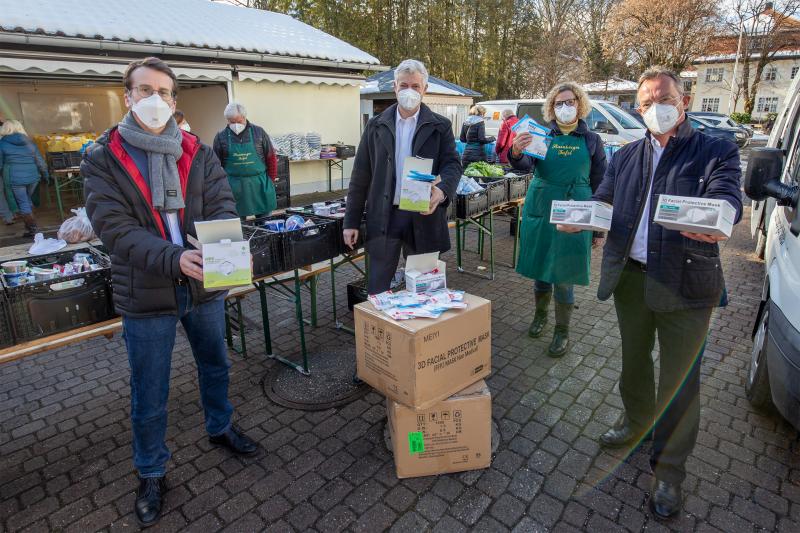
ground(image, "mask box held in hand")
xmin=511 ymin=114 xmax=553 ymax=160
xmin=192 ymin=218 xmax=252 ymax=290
xmin=387 ymin=380 xmax=492 ymax=478
xmin=653 ymin=195 xmax=736 ymax=237
xmin=354 ymin=293 xmax=491 ymax=410
xmin=549 ymin=200 xmax=612 ymax=231
xmin=405 ymin=252 xmax=447 ymax=294
xmin=399 ymin=157 xmax=436 ymax=212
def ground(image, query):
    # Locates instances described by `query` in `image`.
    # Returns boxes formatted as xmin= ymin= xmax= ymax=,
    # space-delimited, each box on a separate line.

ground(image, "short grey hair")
xmin=394 ymin=59 xmax=429 ymax=86
xmin=638 ymin=66 xmax=683 ymax=95
xmin=224 ymin=102 xmax=247 ymax=120
xmin=502 ymin=109 xmax=515 ymax=119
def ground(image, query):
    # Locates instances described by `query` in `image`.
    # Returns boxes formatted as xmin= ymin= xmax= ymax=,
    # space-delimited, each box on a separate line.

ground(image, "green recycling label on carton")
xmin=408 ymin=432 xmax=425 ymax=455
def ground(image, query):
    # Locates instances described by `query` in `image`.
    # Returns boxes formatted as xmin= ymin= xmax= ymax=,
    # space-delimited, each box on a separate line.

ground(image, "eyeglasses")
xmin=554 ymin=99 xmax=577 ymax=108
xmin=638 ymin=96 xmax=679 ymax=113
xmin=131 ymin=85 xmax=175 ymax=102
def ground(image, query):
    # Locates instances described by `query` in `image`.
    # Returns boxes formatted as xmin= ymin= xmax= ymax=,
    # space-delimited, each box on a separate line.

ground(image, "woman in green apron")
xmin=509 ymin=82 xmax=607 ymax=357
xmin=223 ymin=128 xmax=277 ymax=217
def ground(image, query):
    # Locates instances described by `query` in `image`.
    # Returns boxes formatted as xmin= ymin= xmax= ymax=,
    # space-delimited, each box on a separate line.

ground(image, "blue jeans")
xmin=122 ymin=286 xmax=233 ymax=478
xmin=11 ymin=182 xmax=38 ymax=215
xmin=534 ymin=280 xmax=575 ymax=304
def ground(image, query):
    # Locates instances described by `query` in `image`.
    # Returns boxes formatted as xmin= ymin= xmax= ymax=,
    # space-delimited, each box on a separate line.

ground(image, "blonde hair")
xmin=469 ymin=105 xmax=486 ymax=116
xmin=543 ymin=82 xmax=590 ymax=123
xmin=0 ymin=119 xmax=27 ymax=137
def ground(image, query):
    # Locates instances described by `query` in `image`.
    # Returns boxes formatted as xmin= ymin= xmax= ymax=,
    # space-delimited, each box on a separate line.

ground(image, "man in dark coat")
xmin=561 ymin=67 xmax=742 ymax=520
xmin=343 ymin=59 xmax=461 ymax=294
xmin=83 ymin=57 xmax=259 ymax=528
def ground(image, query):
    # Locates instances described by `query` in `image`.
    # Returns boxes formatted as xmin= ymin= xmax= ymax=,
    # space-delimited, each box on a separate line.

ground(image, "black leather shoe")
xmin=135 ymin=476 xmax=166 ymax=528
xmin=209 ymin=425 xmax=259 ymax=456
xmin=649 ymin=478 xmax=682 ymax=519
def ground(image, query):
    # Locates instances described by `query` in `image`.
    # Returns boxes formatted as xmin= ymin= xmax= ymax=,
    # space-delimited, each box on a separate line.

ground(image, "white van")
xmin=477 ymin=98 xmax=646 ymax=144
xmin=742 ymin=74 xmax=800 ymax=429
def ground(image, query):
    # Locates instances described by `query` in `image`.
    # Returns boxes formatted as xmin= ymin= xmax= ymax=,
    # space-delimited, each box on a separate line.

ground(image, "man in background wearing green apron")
xmin=213 ymin=102 xmax=278 ymax=217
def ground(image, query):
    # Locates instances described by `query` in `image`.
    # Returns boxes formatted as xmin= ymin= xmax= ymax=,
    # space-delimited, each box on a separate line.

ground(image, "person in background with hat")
xmin=213 ymin=102 xmax=278 ymax=217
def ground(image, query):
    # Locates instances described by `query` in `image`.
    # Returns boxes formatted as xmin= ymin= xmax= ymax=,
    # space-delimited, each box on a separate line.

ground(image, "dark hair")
xmin=123 ymin=57 xmax=178 ymax=96
xmin=173 ymin=110 xmax=185 ymax=122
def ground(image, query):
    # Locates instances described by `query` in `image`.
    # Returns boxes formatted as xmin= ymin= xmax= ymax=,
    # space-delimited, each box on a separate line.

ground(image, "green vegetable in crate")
xmin=464 ymin=161 xmax=505 ymax=177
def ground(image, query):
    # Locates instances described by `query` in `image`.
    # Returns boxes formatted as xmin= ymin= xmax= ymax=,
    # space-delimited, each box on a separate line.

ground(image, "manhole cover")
xmin=383 ymin=418 xmax=502 ymax=455
xmin=263 ymin=348 xmax=369 ymax=410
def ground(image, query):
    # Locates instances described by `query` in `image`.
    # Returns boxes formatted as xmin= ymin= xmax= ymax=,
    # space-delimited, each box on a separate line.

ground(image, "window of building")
xmin=705 ymin=67 xmax=724 ymax=83
xmin=756 ymin=96 xmax=779 ymax=113
xmin=792 ymin=66 xmax=799 ymax=79
xmin=683 ymin=80 xmax=693 ymax=93
xmin=701 ymin=97 xmax=720 ymax=113
xmin=764 ymin=67 xmax=778 ymax=81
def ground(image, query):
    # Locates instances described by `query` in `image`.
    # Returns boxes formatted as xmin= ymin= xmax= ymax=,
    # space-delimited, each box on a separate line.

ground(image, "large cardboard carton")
xmin=355 ymin=293 xmax=491 ymax=410
xmin=653 ymin=194 xmax=736 ymax=237
xmin=549 ymin=200 xmax=613 ymax=231
xmin=387 ymin=380 xmax=492 ymax=478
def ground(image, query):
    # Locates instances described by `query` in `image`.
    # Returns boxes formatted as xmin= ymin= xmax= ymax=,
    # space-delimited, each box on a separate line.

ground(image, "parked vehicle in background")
xmin=689 ymin=111 xmax=754 ymax=137
xmin=686 ymin=114 xmax=750 ymax=148
xmin=479 ymin=99 xmax=646 ymax=144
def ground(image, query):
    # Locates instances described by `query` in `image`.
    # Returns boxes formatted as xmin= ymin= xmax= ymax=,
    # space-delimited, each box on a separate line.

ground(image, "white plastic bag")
xmin=28 ymin=233 xmax=67 ymax=255
xmin=57 ymin=207 xmax=96 ymax=244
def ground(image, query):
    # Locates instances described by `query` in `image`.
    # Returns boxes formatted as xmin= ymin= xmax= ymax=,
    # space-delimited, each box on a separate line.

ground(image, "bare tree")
xmin=603 ymin=0 xmax=719 ymax=73
xmin=727 ymin=0 xmax=800 ymax=115
xmin=572 ymin=0 xmax=620 ymax=81
xmin=526 ymin=0 xmax=582 ymax=95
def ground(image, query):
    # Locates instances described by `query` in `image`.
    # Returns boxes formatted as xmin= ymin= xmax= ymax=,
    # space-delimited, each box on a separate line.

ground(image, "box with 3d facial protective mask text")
xmin=387 ymin=380 xmax=492 ymax=478
xmin=355 ymin=293 xmax=491 ymax=410
xmin=192 ymin=218 xmax=253 ymax=290
xmin=652 ymin=194 xmax=736 ymax=237
xmin=549 ymin=200 xmax=612 ymax=231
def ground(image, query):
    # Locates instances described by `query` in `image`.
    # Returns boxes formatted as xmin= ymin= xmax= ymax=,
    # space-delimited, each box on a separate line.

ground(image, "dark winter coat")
xmin=344 ymin=103 xmax=461 ymax=255
xmin=460 ymin=116 xmax=494 ymax=165
xmin=83 ymin=127 xmax=238 ymax=318
xmin=593 ymin=118 xmax=743 ymax=312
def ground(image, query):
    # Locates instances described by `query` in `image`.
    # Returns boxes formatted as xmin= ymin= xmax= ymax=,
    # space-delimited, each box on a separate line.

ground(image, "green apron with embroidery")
xmin=516 ymin=134 xmax=593 ymax=285
xmin=223 ymin=129 xmax=276 ymax=217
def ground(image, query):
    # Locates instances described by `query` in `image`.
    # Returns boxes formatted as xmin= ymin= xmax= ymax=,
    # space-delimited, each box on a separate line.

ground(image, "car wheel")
xmin=755 ymin=230 xmax=767 ymax=260
xmin=746 ymin=300 xmax=772 ymax=408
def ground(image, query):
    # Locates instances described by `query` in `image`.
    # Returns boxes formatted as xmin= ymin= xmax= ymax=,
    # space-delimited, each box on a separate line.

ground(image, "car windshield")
xmin=598 ymin=103 xmax=642 ymax=129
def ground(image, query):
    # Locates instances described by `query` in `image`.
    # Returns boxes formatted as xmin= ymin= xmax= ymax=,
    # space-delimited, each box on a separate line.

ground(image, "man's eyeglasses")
xmin=131 ymin=85 xmax=175 ymax=102
xmin=638 ymin=96 xmax=680 ymax=113
xmin=554 ymin=99 xmax=577 ymax=108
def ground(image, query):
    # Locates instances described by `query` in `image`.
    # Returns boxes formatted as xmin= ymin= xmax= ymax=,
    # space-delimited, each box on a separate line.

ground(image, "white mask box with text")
xmin=653 ymin=195 xmax=736 ymax=237
xmin=549 ymin=200 xmax=612 ymax=231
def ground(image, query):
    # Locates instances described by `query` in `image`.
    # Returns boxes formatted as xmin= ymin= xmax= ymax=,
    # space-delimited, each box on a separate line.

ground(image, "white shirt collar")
xmin=650 ymin=135 xmax=665 ymax=150
xmin=396 ymin=106 xmax=420 ymax=125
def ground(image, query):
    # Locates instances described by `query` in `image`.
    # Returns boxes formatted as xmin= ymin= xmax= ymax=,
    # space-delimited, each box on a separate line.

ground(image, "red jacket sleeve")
xmin=267 ymin=147 xmax=278 ymax=182
xmin=496 ymin=122 xmax=510 ymax=154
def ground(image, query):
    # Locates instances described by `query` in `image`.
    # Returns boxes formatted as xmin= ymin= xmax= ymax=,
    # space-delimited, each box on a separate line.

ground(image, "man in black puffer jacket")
xmin=83 ymin=57 xmax=259 ymax=528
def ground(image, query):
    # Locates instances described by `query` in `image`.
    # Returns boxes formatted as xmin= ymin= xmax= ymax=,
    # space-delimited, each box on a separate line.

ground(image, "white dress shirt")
xmin=165 ymin=212 xmax=184 ymax=246
xmin=629 ymin=135 xmax=666 ymax=264
xmin=393 ymin=107 xmax=420 ymax=205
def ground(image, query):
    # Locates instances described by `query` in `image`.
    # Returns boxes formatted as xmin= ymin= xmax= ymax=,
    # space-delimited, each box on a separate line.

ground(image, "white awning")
xmin=238 ymin=70 xmax=362 ymax=86
xmin=0 ymin=57 xmax=232 ymax=81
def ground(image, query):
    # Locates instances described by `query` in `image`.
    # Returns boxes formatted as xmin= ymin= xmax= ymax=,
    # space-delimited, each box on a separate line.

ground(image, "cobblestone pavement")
xmin=2 ymin=203 xmax=799 ymax=533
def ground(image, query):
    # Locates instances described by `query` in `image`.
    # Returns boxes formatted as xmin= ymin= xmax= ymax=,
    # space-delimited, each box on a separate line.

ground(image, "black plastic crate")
xmin=0 ymin=293 xmax=14 ymax=349
xmin=479 ymin=177 xmax=508 ymax=207
xmin=276 ymin=195 xmax=290 ymax=209
xmin=245 ymin=214 xmax=340 ymax=270
xmin=3 ymin=247 xmax=115 ymax=342
xmin=67 ymin=151 xmax=83 ymax=167
xmin=277 ymin=155 xmax=290 ymax=178
xmin=288 ymin=200 xmax=368 ymax=251
xmin=48 ymin=152 xmax=70 ymax=170
xmin=335 ymin=144 xmax=356 ymax=159
xmin=507 ymin=174 xmax=531 ymax=200
xmin=456 ymin=190 xmax=489 ymax=219
xmin=346 ymin=275 xmax=404 ymax=310
xmin=244 ymin=225 xmax=285 ymax=278
xmin=274 ymin=178 xmax=289 ymax=196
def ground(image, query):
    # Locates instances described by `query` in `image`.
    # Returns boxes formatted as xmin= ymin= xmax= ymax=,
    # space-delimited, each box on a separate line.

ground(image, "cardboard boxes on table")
xmin=354 ymin=291 xmax=494 ymax=478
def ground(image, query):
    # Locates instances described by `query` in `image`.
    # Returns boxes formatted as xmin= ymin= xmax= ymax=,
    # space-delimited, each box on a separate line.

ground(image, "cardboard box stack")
xmin=354 ymin=254 xmax=493 ymax=478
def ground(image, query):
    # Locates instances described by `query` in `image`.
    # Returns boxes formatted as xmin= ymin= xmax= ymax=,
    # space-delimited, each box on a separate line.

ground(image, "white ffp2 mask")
xmin=642 ymin=103 xmax=680 ymax=135
xmin=397 ymin=89 xmax=422 ymax=111
xmin=555 ymin=105 xmax=577 ymax=124
xmin=131 ymin=94 xmax=173 ymax=129
xmin=229 ymin=123 xmax=246 ymax=135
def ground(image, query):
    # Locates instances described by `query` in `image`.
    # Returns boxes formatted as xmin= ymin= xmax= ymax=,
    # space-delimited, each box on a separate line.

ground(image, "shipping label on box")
xmin=405 ymin=252 xmax=447 ymax=294
xmin=387 ymin=380 xmax=492 ymax=478
xmin=549 ymin=200 xmax=612 ymax=231
xmin=653 ymin=194 xmax=736 ymax=237
xmin=355 ymin=293 xmax=491 ymax=410
xmin=193 ymin=218 xmax=252 ymax=290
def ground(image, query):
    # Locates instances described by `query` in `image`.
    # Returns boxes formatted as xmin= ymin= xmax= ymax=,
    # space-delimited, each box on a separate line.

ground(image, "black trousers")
xmin=613 ymin=261 xmax=712 ymax=484
xmin=366 ymin=209 xmax=417 ymax=295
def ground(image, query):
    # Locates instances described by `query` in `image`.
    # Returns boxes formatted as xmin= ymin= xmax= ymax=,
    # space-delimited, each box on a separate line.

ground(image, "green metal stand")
xmin=224 ymin=297 xmax=248 ymax=357
xmin=330 ymin=249 xmax=366 ymax=335
xmin=455 ymin=210 xmax=495 ymax=280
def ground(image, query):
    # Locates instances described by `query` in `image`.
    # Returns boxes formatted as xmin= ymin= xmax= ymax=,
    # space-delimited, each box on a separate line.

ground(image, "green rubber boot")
xmin=528 ymin=291 xmax=551 ymax=338
xmin=548 ymin=303 xmax=573 ymax=358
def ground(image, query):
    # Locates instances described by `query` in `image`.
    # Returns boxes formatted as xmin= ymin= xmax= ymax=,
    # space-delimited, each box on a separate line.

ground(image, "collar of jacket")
xmin=375 ymin=103 xmax=440 ymax=155
xmin=549 ymin=119 xmax=589 ymax=136
xmin=644 ymin=115 xmax=694 ymax=147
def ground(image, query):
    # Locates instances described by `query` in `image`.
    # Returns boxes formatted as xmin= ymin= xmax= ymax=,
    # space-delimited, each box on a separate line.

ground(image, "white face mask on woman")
xmin=131 ymin=94 xmax=173 ymax=129
xmin=555 ymin=105 xmax=577 ymax=124
xmin=229 ymin=123 xmax=246 ymax=135
xmin=397 ymin=88 xmax=422 ymax=111
xmin=642 ymin=103 xmax=680 ymax=135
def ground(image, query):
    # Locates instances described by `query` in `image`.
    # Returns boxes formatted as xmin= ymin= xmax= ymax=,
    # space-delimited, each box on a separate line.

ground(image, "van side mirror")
xmin=593 ymin=121 xmax=617 ymax=134
xmin=744 ymin=147 xmax=798 ymax=207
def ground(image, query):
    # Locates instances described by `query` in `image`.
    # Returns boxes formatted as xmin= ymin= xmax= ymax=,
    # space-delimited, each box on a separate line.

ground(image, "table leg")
xmin=456 ymin=219 xmax=463 ymax=272
xmin=54 ymin=174 xmax=65 ymax=221
xmin=310 ymin=274 xmax=318 ymax=328
xmin=257 ymin=281 xmax=273 ymax=356
xmin=293 ymin=269 xmax=310 ymax=374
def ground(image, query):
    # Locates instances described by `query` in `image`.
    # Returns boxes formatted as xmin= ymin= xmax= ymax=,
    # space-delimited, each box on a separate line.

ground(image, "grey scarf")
xmin=118 ymin=112 xmax=184 ymax=212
